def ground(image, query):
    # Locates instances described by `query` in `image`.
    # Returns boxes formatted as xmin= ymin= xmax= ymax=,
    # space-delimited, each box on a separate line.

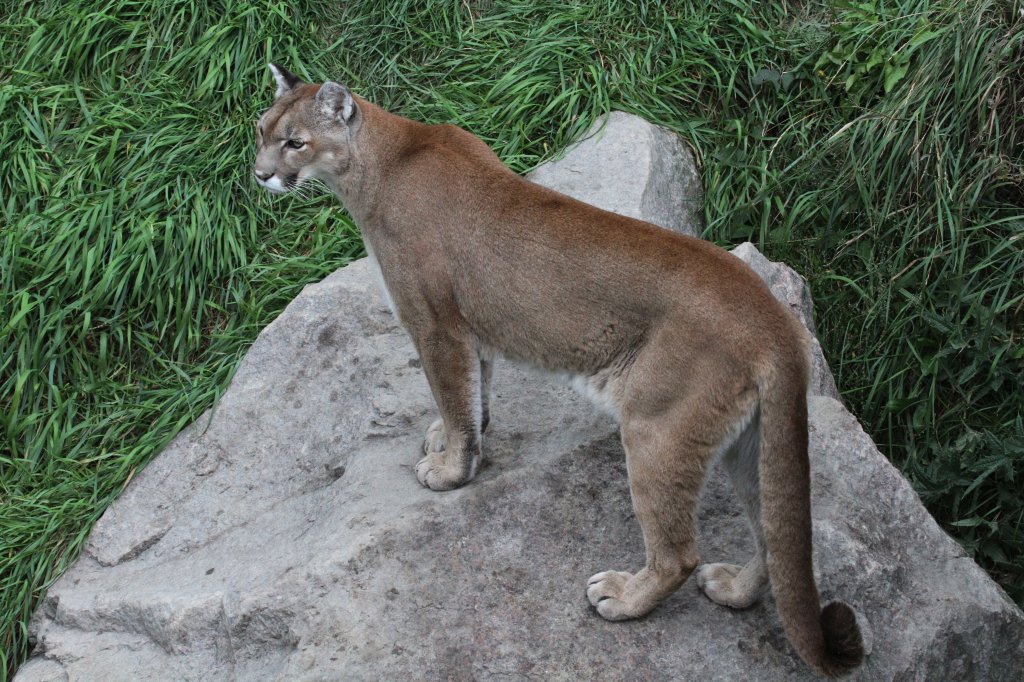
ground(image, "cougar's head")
xmin=253 ymin=64 xmax=360 ymax=194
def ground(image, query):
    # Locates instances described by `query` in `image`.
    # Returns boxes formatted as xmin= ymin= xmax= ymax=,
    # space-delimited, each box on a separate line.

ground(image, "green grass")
xmin=2 ymin=0 xmax=1021 ymax=676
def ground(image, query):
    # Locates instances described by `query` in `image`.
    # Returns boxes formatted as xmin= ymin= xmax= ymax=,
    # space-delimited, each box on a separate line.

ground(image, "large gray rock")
xmin=17 ymin=120 xmax=1024 ymax=682
xmin=18 ymin=260 xmax=1024 ymax=682
xmin=527 ymin=111 xmax=704 ymax=236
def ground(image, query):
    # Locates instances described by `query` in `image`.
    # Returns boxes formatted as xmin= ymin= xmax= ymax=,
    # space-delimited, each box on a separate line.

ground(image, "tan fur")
xmin=254 ymin=64 xmax=864 ymax=677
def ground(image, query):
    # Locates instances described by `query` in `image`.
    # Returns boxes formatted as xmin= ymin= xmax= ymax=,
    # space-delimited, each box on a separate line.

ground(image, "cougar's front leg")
xmin=479 ymin=351 xmax=494 ymax=434
xmin=414 ymin=329 xmax=484 ymax=491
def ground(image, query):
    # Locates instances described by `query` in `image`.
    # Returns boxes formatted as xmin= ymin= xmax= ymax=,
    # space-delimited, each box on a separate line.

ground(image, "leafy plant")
xmin=815 ymin=1 xmax=948 ymax=105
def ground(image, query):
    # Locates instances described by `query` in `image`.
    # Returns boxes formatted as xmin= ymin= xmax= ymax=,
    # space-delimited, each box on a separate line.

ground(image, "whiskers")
xmin=291 ymin=177 xmax=332 ymax=202
xmin=249 ymin=174 xmax=332 ymax=204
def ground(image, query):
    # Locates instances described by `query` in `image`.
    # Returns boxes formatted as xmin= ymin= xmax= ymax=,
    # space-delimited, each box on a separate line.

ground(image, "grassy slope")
xmin=2 ymin=0 xmax=1021 ymax=675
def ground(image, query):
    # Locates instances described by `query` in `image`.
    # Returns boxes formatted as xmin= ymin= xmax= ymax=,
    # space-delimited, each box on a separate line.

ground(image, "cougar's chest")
xmin=363 ymin=239 xmax=398 ymax=317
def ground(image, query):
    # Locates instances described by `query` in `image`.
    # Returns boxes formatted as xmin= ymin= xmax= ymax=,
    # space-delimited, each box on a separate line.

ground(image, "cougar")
xmin=254 ymin=64 xmax=864 ymax=677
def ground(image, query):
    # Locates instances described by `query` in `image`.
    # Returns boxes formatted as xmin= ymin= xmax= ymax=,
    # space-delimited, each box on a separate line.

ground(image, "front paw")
xmin=415 ymin=455 xmax=468 ymax=491
xmin=423 ymin=418 xmax=447 ymax=456
xmin=416 ymin=419 xmax=479 ymax=491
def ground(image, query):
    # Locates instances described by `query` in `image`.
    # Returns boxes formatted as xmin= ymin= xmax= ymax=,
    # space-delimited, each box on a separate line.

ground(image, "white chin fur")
xmin=258 ymin=176 xmax=290 ymax=194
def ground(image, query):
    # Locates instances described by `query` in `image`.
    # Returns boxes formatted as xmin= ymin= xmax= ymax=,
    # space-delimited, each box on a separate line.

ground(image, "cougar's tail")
xmin=757 ymin=357 xmax=864 ymax=677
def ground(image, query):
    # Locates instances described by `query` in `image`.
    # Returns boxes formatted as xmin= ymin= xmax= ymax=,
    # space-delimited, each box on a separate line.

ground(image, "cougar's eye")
xmin=286 ymin=139 xmax=306 ymax=150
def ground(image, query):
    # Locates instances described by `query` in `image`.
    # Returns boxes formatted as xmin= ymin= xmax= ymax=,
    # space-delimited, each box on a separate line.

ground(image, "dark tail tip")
xmin=818 ymin=601 xmax=865 ymax=677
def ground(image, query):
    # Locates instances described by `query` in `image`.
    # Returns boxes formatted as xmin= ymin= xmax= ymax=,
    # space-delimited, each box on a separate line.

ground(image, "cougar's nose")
xmin=254 ymin=169 xmax=273 ymax=181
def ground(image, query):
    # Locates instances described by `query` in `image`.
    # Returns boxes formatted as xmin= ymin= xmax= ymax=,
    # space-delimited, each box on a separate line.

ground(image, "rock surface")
xmin=526 ymin=111 xmax=704 ymax=236
xmin=18 ymin=115 xmax=1024 ymax=682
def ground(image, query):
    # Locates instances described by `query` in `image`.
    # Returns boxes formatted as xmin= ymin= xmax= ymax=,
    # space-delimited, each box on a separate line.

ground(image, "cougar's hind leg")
xmin=696 ymin=410 xmax=770 ymax=608
xmin=586 ymin=405 xmax=711 ymax=621
xmin=415 ymin=329 xmax=484 ymax=491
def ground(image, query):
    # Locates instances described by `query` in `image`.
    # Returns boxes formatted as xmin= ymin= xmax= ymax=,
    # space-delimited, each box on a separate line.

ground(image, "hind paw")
xmin=696 ymin=562 xmax=762 ymax=609
xmin=586 ymin=570 xmax=643 ymax=621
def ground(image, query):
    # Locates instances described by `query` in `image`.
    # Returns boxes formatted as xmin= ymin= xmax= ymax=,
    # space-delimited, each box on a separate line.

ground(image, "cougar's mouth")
xmin=256 ymin=174 xmax=293 ymax=195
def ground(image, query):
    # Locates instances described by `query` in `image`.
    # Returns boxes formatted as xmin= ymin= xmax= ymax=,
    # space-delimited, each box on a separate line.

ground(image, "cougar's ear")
xmin=268 ymin=63 xmax=303 ymax=99
xmin=315 ymin=81 xmax=357 ymax=125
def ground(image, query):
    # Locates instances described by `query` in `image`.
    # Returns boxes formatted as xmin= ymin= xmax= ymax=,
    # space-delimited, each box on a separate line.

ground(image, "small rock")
xmin=730 ymin=242 xmax=841 ymax=400
xmin=527 ymin=111 xmax=704 ymax=236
